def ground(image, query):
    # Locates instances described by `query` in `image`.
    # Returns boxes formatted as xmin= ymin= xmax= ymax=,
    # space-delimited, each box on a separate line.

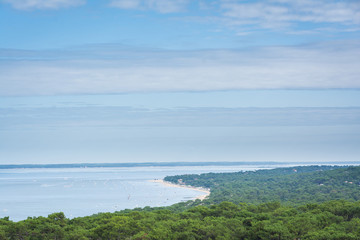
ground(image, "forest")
xmin=1 ymin=165 xmax=360 ymax=239
xmin=164 ymin=165 xmax=360 ymax=206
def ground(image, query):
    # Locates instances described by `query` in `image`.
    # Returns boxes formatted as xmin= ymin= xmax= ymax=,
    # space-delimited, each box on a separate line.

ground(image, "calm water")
xmin=0 ymin=165 xmax=283 ymax=221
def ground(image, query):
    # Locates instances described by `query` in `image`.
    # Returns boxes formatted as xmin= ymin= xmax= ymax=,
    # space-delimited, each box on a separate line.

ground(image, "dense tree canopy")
xmin=1 ymin=200 xmax=360 ymax=239
xmin=165 ymin=165 xmax=360 ymax=205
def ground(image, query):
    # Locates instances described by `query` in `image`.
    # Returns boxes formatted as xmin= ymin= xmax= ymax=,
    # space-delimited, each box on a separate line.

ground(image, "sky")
xmin=0 ymin=0 xmax=360 ymax=164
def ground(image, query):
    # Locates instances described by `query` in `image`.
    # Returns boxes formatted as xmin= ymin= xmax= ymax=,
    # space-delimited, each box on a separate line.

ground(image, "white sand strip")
xmin=149 ymin=179 xmax=210 ymax=201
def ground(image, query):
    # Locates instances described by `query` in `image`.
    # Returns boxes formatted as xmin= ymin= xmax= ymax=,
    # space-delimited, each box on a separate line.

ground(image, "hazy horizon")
xmin=1 ymin=92 xmax=360 ymax=164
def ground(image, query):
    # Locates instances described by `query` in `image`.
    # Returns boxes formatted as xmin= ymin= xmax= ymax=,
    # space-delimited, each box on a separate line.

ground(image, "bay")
xmin=0 ymin=164 xmax=282 ymax=221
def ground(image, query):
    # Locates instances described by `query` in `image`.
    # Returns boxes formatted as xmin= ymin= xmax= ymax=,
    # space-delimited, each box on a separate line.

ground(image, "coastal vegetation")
xmin=1 ymin=165 xmax=360 ymax=239
xmin=165 ymin=165 xmax=360 ymax=206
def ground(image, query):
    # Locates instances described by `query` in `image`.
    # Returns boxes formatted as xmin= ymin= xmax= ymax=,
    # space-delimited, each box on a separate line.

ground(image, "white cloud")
xmin=2 ymin=0 xmax=86 ymax=10
xmin=109 ymin=0 xmax=190 ymax=13
xmin=220 ymin=0 xmax=360 ymax=30
xmin=0 ymin=41 xmax=359 ymax=96
xmin=107 ymin=0 xmax=360 ymax=34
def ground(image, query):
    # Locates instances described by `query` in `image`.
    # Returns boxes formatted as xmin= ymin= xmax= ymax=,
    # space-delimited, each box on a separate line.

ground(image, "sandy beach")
xmin=149 ymin=179 xmax=210 ymax=201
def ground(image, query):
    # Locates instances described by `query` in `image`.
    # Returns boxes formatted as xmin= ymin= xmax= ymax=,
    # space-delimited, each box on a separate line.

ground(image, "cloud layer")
xmin=2 ymin=0 xmax=359 ymax=36
xmin=2 ymin=0 xmax=85 ymax=10
xmin=109 ymin=0 xmax=189 ymax=13
xmin=220 ymin=0 xmax=360 ymax=30
xmin=1 ymin=41 xmax=359 ymax=96
xmin=2 ymin=106 xmax=360 ymax=129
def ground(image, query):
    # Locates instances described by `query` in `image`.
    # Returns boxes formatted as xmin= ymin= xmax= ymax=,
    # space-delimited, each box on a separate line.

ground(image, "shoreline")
xmin=149 ymin=179 xmax=210 ymax=201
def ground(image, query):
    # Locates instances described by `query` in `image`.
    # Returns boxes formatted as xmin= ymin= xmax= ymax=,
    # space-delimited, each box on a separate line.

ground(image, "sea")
xmin=0 ymin=162 xmax=355 ymax=221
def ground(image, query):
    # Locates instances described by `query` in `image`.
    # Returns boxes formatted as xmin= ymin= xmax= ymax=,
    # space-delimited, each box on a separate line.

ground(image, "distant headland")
xmin=1 ymin=161 xmax=360 ymax=169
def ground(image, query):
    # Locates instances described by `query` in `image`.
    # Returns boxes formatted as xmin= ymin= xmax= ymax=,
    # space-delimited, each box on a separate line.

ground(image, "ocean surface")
xmin=0 ymin=164 xmax=291 ymax=221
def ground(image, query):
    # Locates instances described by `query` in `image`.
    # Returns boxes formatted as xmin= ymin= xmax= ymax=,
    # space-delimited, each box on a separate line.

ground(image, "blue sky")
xmin=1 ymin=0 xmax=360 ymax=95
xmin=0 ymin=0 xmax=360 ymax=164
xmin=1 ymin=0 xmax=359 ymax=50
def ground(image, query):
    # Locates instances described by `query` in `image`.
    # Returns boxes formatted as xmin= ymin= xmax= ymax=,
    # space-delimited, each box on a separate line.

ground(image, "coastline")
xmin=149 ymin=179 xmax=210 ymax=201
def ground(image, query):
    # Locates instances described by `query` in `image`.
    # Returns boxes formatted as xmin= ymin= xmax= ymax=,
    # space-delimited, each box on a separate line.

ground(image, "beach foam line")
xmin=149 ymin=179 xmax=210 ymax=201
